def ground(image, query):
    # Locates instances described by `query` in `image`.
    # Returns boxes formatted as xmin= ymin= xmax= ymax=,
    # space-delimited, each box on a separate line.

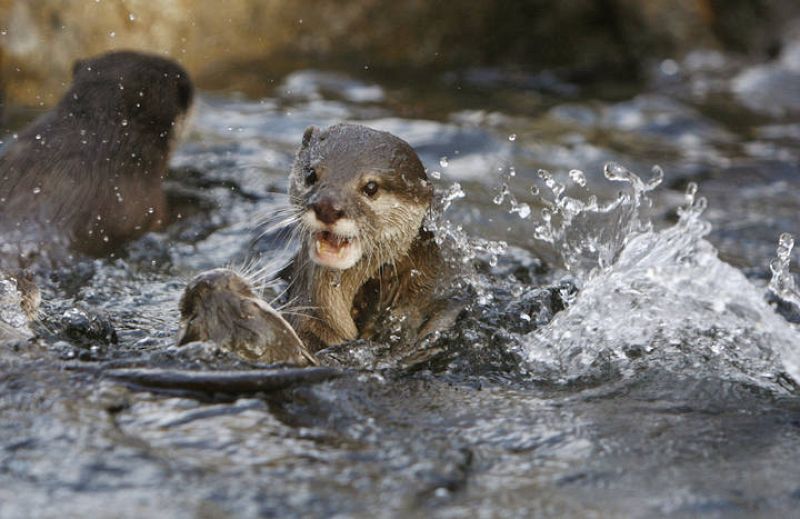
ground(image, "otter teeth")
xmin=311 ymin=231 xmax=362 ymax=269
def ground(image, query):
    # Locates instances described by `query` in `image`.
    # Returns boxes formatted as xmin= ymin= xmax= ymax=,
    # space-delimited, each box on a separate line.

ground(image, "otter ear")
xmin=301 ymin=126 xmax=319 ymax=149
xmin=71 ymin=59 xmax=85 ymax=77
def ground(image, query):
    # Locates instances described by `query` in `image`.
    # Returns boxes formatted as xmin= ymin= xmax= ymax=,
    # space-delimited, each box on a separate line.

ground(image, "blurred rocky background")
xmin=0 ymin=0 xmax=799 ymax=114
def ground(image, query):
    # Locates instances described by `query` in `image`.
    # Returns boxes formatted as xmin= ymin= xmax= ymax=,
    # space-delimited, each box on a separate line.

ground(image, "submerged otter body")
xmin=283 ymin=123 xmax=452 ymax=351
xmin=0 ymin=50 xmax=193 ymax=265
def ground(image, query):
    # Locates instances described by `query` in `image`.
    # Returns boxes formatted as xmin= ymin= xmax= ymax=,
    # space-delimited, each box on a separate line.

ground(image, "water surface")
xmin=2 ymin=45 xmax=800 ymax=518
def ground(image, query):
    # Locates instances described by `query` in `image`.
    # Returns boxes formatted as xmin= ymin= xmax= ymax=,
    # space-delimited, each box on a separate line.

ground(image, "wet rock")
xmin=104 ymin=366 xmax=343 ymax=396
xmin=732 ymin=39 xmax=800 ymax=117
xmin=2 ymin=0 xmax=799 ymax=109
xmin=59 ymin=307 xmax=118 ymax=346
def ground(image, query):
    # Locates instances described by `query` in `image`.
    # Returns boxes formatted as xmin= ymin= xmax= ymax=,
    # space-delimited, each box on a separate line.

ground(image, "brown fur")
xmin=178 ymin=268 xmax=317 ymax=366
xmin=0 ymin=50 xmax=193 ymax=264
xmin=283 ymin=124 xmax=454 ymax=351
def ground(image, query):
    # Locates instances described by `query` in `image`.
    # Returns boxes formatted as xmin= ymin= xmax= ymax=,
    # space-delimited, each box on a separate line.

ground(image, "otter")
xmin=282 ymin=123 xmax=454 ymax=351
xmin=0 ymin=50 xmax=194 ymax=264
xmin=178 ymin=268 xmax=317 ymax=366
xmin=173 ymin=124 xmax=456 ymax=363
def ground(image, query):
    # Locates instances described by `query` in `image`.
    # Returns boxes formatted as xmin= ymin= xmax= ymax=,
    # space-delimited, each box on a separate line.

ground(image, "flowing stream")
xmin=2 ymin=42 xmax=800 ymax=517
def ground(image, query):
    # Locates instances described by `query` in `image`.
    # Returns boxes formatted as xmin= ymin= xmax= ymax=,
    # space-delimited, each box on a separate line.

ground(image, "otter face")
xmin=288 ymin=124 xmax=433 ymax=271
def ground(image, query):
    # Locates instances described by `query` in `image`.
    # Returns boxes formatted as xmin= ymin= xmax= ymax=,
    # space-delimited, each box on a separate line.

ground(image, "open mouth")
xmin=310 ymin=230 xmax=362 ymax=270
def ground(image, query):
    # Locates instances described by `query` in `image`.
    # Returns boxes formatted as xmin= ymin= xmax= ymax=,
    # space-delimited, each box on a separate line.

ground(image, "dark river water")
xmin=2 ymin=41 xmax=800 ymax=518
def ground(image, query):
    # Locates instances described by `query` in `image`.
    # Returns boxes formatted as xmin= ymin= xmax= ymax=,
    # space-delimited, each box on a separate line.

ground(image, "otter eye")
xmin=362 ymin=181 xmax=379 ymax=198
xmin=304 ymin=167 xmax=318 ymax=186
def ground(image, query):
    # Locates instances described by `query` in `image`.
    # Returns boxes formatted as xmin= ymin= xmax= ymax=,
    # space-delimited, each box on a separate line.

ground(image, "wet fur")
xmin=283 ymin=123 xmax=453 ymax=350
xmin=0 ymin=50 xmax=193 ymax=263
xmin=178 ymin=268 xmax=316 ymax=366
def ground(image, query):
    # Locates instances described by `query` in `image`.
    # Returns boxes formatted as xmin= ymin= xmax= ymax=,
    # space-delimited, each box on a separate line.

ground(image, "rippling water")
xmin=2 ymin=42 xmax=800 ymax=518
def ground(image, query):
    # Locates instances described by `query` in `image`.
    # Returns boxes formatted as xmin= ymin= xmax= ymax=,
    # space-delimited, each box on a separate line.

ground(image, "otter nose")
xmin=311 ymin=199 xmax=345 ymax=225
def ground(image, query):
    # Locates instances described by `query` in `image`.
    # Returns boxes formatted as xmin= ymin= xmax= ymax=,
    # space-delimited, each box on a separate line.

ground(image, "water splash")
xmin=524 ymin=162 xmax=663 ymax=276
xmin=518 ymin=169 xmax=800 ymax=389
xmin=0 ymin=274 xmax=31 ymax=338
xmin=769 ymin=233 xmax=800 ymax=310
xmin=427 ymin=183 xmax=508 ymax=305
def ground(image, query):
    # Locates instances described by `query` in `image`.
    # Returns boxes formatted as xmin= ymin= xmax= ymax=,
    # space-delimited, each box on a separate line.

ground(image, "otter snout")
xmin=311 ymin=199 xmax=345 ymax=225
xmin=302 ymin=198 xmax=363 ymax=271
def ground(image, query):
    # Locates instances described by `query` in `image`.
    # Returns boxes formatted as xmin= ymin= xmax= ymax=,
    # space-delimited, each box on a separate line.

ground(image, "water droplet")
xmin=508 ymin=133 xmax=517 ymax=142
xmin=493 ymin=183 xmax=510 ymax=205
xmin=121 ymin=119 xmax=128 ymax=126
xmin=147 ymin=207 xmax=155 ymax=214
xmin=32 ymin=187 xmax=41 ymax=195
xmin=109 ymin=31 xmax=116 ymax=38
xmin=778 ymin=233 xmax=794 ymax=258
xmin=660 ymin=59 xmax=679 ymax=76
xmin=430 ymin=170 xmax=441 ymax=180
xmin=650 ymin=165 xmax=664 ymax=186
xmin=603 ymin=162 xmax=629 ymax=181
xmin=329 ymin=271 xmax=342 ymax=288
xmin=569 ymin=169 xmax=587 ymax=187
xmin=34 ymin=134 xmax=41 ymax=140
xmin=128 ymin=13 xmax=136 ymax=21
xmin=529 ymin=185 xmax=540 ymax=196
xmin=441 ymin=182 xmax=466 ymax=212
xmin=516 ymin=203 xmax=531 ymax=219
xmin=439 ymin=156 xmax=449 ymax=168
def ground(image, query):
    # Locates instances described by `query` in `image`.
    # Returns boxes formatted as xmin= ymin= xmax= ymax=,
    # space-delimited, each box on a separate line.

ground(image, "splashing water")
xmin=426 ymin=182 xmax=508 ymax=305
xmin=528 ymin=162 xmax=663 ymax=276
xmin=0 ymin=274 xmax=30 ymax=338
xmin=511 ymin=165 xmax=800 ymax=389
xmin=769 ymin=232 xmax=800 ymax=310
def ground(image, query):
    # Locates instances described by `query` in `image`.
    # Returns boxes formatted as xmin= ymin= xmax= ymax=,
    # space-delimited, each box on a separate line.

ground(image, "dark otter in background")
xmin=0 ymin=50 xmax=193 ymax=264
xmin=178 ymin=268 xmax=317 ymax=366
xmin=283 ymin=123 xmax=454 ymax=351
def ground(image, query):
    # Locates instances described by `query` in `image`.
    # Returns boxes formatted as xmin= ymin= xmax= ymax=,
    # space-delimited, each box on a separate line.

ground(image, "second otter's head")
xmin=289 ymin=124 xmax=432 ymax=271
xmin=67 ymin=50 xmax=194 ymax=142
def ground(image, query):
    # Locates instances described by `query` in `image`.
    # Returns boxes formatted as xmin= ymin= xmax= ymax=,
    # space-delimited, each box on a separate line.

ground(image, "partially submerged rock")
xmin=104 ymin=366 xmax=341 ymax=395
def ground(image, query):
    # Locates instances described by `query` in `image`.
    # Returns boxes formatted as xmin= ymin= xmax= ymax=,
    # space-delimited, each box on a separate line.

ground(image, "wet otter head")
xmin=68 ymin=50 xmax=194 ymax=143
xmin=178 ymin=268 xmax=315 ymax=365
xmin=289 ymin=123 xmax=432 ymax=270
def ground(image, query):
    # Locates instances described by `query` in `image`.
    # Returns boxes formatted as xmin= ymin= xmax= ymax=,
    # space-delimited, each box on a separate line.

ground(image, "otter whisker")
xmin=257 ymin=214 xmax=302 ymax=239
xmin=278 ymin=311 xmax=324 ymax=322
